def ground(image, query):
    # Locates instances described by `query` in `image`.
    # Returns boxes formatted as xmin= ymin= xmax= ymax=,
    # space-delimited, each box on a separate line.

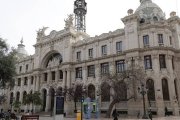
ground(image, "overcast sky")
xmin=0 ymin=0 xmax=179 ymax=55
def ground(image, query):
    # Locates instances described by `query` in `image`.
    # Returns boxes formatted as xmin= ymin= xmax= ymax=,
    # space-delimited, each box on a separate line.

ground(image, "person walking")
xmin=165 ymin=107 xmax=169 ymax=116
xmin=112 ymin=109 xmax=119 ymax=120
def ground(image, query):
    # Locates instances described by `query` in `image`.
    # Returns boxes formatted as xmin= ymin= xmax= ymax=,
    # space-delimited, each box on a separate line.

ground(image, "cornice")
xmin=15 ymin=46 xmax=180 ymax=77
xmin=34 ymin=29 xmax=77 ymax=48
xmin=138 ymin=21 xmax=171 ymax=31
xmin=73 ymin=29 xmax=125 ymax=48
xmin=16 ymin=55 xmax=34 ymax=63
xmin=167 ymin=16 xmax=180 ymax=24
xmin=121 ymin=14 xmax=138 ymax=24
xmin=72 ymin=46 xmax=180 ymax=65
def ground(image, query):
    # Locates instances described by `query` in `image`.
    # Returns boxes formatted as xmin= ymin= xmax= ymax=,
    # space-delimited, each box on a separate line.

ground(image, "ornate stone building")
xmin=2 ymin=0 xmax=180 ymax=117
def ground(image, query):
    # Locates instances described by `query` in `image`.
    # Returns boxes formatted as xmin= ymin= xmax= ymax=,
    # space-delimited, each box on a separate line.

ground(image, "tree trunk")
xmin=32 ymin=102 xmax=34 ymax=114
xmin=74 ymin=99 xmax=77 ymax=113
xmin=106 ymin=99 xmax=117 ymax=118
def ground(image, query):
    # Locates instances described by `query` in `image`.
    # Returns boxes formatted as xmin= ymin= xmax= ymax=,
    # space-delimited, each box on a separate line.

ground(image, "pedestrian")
xmin=137 ymin=110 xmax=140 ymax=119
xmin=149 ymin=111 xmax=152 ymax=120
xmin=165 ymin=107 xmax=169 ymax=116
xmin=112 ymin=109 xmax=118 ymax=120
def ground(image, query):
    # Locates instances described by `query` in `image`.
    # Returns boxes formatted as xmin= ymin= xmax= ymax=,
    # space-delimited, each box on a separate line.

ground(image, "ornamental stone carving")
xmin=36 ymin=27 xmax=49 ymax=41
xmin=64 ymin=14 xmax=74 ymax=30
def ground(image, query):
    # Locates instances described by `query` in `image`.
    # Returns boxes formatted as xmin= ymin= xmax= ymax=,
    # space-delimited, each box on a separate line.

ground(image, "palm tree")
xmin=23 ymin=91 xmax=42 ymax=114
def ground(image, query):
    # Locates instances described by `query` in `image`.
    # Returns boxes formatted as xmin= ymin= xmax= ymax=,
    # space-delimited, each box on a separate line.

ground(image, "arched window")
xmin=57 ymin=87 xmax=63 ymax=96
xmin=16 ymin=92 xmax=20 ymax=102
xmin=88 ymin=85 xmax=95 ymax=100
xmin=118 ymin=81 xmax=127 ymax=101
xmin=140 ymin=18 xmax=145 ymax=24
xmin=162 ymin=79 xmax=170 ymax=101
xmin=174 ymin=79 xmax=178 ymax=101
xmin=10 ymin=92 xmax=14 ymax=104
xmin=42 ymin=89 xmax=47 ymax=111
xmin=146 ymin=79 xmax=155 ymax=101
xmin=23 ymin=91 xmax=27 ymax=103
xmin=49 ymin=88 xmax=55 ymax=111
xmin=101 ymin=82 xmax=110 ymax=102
xmin=153 ymin=16 xmax=158 ymax=21
xmin=46 ymin=53 xmax=62 ymax=68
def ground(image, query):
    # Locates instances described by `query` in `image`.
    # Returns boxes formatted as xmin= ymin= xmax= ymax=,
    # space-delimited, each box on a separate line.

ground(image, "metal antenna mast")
xmin=74 ymin=0 xmax=87 ymax=32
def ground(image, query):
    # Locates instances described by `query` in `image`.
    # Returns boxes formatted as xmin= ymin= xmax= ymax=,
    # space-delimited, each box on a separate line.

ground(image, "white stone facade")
xmin=2 ymin=0 xmax=180 ymax=117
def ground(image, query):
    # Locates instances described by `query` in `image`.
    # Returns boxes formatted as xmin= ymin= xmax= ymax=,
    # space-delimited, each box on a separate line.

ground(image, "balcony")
xmin=164 ymin=101 xmax=171 ymax=108
xmin=116 ymin=101 xmax=128 ymax=109
xmin=101 ymin=102 xmax=110 ymax=110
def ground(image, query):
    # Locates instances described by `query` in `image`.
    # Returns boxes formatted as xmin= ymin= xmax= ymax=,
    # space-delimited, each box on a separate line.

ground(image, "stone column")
xmin=55 ymin=69 xmax=60 ymax=82
xmin=47 ymin=71 xmax=51 ymax=84
xmin=21 ymin=77 xmax=24 ymax=87
xmin=152 ymin=55 xmax=164 ymax=116
xmin=109 ymin=61 xmax=115 ymax=73
xmin=20 ymin=91 xmax=23 ymax=103
xmin=41 ymin=73 xmax=45 ymax=84
xmin=35 ymin=75 xmax=40 ymax=91
xmin=95 ymin=64 xmax=100 ymax=82
xmin=45 ymin=94 xmax=50 ymax=112
xmin=28 ymin=76 xmax=31 ymax=90
xmin=170 ymin=82 xmax=179 ymax=116
xmin=63 ymin=70 xmax=67 ymax=88
xmin=82 ymin=66 xmax=86 ymax=83
xmin=32 ymin=76 xmax=35 ymax=92
xmin=66 ymin=70 xmax=71 ymax=88
xmin=167 ymin=55 xmax=179 ymax=115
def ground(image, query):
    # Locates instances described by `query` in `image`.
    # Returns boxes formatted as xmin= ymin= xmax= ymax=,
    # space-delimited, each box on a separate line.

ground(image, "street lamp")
xmin=147 ymin=90 xmax=152 ymax=120
xmin=138 ymin=83 xmax=148 ymax=119
xmin=80 ymin=86 xmax=86 ymax=120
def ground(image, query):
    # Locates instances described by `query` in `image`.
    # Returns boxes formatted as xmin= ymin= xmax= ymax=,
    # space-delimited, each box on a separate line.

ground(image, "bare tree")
xmin=100 ymin=64 xmax=147 ymax=118
xmin=64 ymin=84 xmax=87 ymax=113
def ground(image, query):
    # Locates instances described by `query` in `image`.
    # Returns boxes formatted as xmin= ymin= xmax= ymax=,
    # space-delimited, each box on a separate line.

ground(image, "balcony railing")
xmin=164 ymin=101 xmax=171 ymax=108
xmin=116 ymin=101 xmax=128 ymax=109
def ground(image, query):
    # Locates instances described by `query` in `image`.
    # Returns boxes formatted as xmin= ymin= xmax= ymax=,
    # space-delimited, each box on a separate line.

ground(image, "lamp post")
xmin=147 ymin=89 xmax=152 ymax=120
xmin=80 ymin=86 xmax=86 ymax=120
xmin=138 ymin=84 xmax=148 ymax=119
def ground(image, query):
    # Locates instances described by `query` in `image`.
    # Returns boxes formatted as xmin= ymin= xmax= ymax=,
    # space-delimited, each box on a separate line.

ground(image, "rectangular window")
xmin=44 ymin=73 xmax=48 ymax=81
xmin=52 ymin=71 xmax=55 ymax=80
xmin=101 ymin=63 xmax=109 ymax=74
xmin=26 ymin=64 xmax=28 ymax=72
xmin=159 ymin=54 xmax=166 ymax=69
xmin=116 ymin=60 xmax=125 ymax=72
xmin=88 ymin=65 xmax=95 ymax=77
xmin=143 ymin=35 xmax=149 ymax=46
xmin=88 ymin=48 xmax=93 ymax=58
xmin=24 ymin=77 xmax=28 ymax=85
xmin=31 ymin=76 xmax=34 ymax=85
xmin=101 ymin=45 xmax=107 ymax=55
xmin=19 ymin=66 xmax=22 ymax=73
xmin=116 ymin=41 xmax=122 ymax=52
xmin=18 ymin=78 xmax=21 ymax=86
xmin=59 ymin=70 xmax=63 ymax=79
xmin=76 ymin=67 xmax=82 ymax=78
xmin=144 ymin=55 xmax=152 ymax=69
xmin=158 ymin=34 xmax=163 ymax=45
xmin=77 ymin=51 xmax=81 ymax=60
xmin=169 ymin=36 xmax=172 ymax=45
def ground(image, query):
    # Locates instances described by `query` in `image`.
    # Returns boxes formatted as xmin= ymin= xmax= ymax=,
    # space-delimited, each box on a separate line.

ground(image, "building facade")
xmin=2 ymin=0 xmax=180 ymax=117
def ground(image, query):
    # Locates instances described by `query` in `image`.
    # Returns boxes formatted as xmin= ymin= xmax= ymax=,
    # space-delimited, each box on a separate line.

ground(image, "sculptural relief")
xmin=36 ymin=27 xmax=49 ymax=41
xmin=64 ymin=14 xmax=74 ymax=30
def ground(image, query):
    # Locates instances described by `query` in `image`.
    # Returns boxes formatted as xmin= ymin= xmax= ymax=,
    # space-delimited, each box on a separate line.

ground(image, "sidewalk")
xmin=39 ymin=116 xmax=180 ymax=120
